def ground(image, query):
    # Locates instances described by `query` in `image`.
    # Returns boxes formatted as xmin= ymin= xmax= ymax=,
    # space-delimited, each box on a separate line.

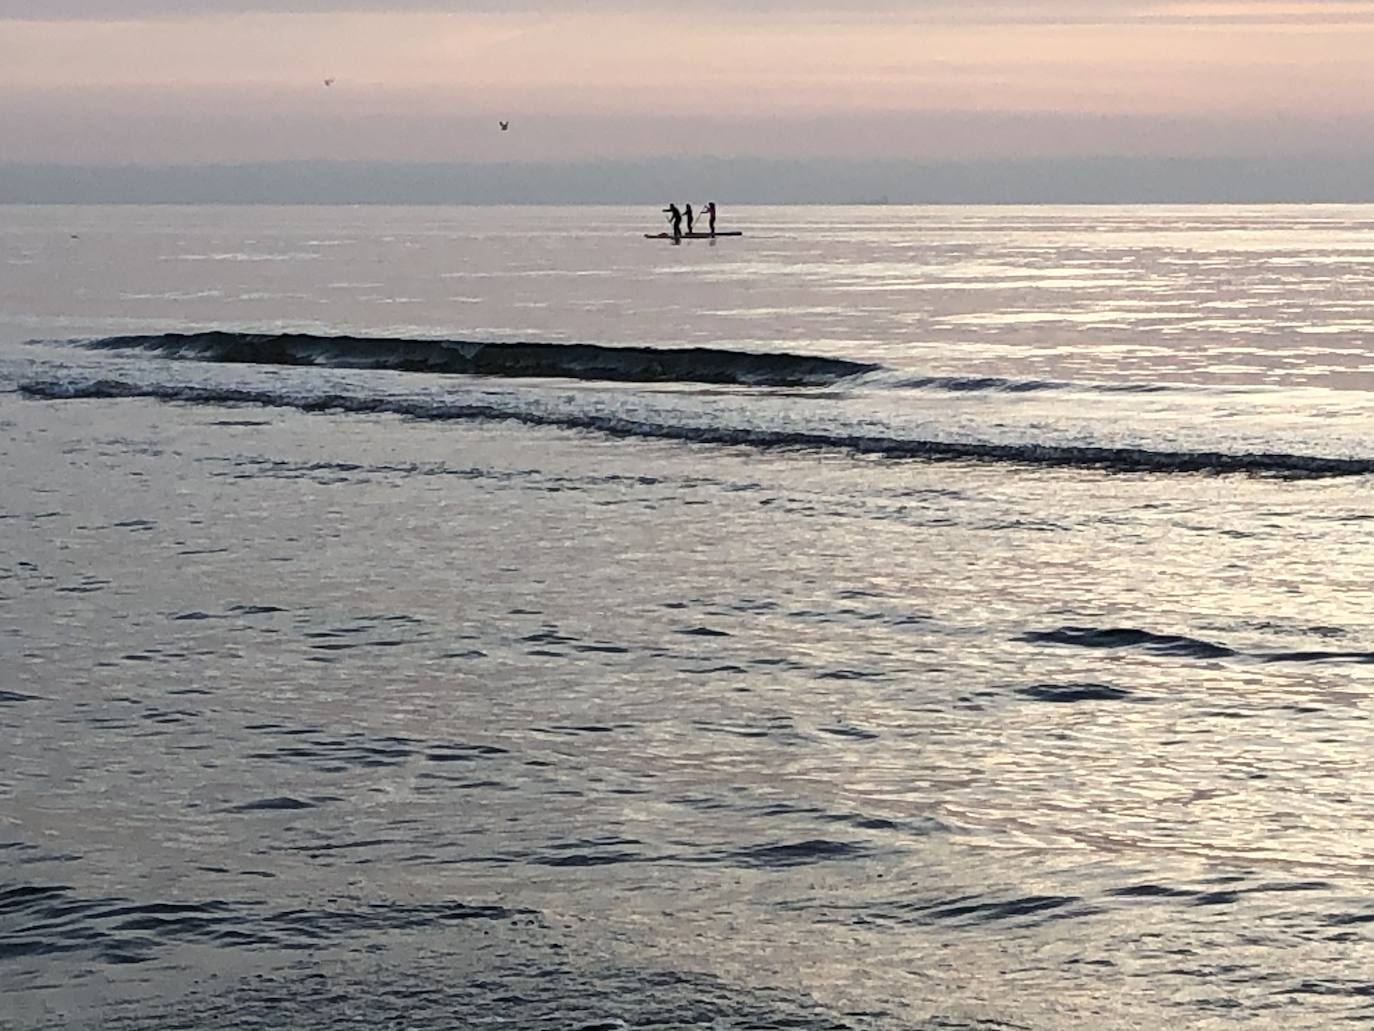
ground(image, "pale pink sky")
xmin=5 ymin=1 xmax=1374 ymax=163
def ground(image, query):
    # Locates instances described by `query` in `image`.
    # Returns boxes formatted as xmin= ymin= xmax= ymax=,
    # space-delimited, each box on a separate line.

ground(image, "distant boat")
xmin=644 ymin=231 xmax=743 ymax=239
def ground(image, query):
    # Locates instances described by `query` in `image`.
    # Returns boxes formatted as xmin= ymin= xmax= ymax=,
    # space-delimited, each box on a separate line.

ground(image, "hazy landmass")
xmin=4 ymin=157 xmax=1374 ymax=204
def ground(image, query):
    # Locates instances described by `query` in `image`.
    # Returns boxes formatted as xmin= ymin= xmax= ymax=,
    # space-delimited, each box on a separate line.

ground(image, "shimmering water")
xmin=4 ymin=205 xmax=1374 ymax=1030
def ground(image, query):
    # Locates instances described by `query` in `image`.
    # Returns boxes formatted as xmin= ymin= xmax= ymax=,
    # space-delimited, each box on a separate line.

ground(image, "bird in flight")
xmin=499 ymin=120 xmax=509 ymax=131
xmin=324 ymin=78 xmax=335 ymax=87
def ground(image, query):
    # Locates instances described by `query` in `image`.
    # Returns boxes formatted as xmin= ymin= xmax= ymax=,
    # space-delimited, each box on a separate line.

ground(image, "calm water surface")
xmin=3 ymin=205 xmax=1374 ymax=1029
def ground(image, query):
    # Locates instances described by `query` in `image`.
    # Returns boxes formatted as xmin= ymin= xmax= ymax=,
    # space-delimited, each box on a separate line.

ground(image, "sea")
xmin=4 ymin=203 xmax=1374 ymax=1030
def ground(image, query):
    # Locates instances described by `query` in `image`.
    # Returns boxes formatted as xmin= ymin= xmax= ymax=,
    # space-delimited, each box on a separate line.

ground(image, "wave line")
xmin=20 ymin=378 xmax=1374 ymax=478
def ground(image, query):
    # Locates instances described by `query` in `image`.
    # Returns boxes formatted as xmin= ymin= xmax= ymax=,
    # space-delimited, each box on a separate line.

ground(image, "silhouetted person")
xmin=663 ymin=203 xmax=683 ymax=243
xmin=703 ymin=201 xmax=717 ymax=237
xmin=684 ymin=203 xmax=695 ymax=235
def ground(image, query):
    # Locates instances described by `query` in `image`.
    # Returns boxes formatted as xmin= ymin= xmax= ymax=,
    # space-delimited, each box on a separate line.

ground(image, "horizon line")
xmin=7 ymin=156 xmax=1374 ymax=205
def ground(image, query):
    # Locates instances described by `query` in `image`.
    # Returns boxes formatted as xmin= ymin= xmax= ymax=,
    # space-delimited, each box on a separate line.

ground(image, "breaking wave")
xmin=21 ymin=377 xmax=1374 ymax=478
xmin=73 ymin=332 xmax=878 ymax=387
xmin=877 ymin=373 xmax=1170 ymax=394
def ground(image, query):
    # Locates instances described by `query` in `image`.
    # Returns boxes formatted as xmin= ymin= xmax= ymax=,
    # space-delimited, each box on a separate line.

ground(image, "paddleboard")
xmin=644 ymin=231 xmax=744 ymax=239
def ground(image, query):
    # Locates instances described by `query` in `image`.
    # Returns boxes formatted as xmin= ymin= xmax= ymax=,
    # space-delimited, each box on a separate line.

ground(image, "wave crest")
xmin=74 ymin=332 xmax=877 ymax=388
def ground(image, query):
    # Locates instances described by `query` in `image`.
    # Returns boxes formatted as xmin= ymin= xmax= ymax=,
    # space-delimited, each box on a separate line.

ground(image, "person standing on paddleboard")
xmin=703 ymin=201 xmax=717 ymax=237
xmin=663 ymin=203 xmax=683 ymax=243
xmin=684 ymin=203 xmax=695 ymax=235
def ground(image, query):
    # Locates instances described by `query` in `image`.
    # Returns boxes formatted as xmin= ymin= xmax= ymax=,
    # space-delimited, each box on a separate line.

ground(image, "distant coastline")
xmin=5 ymin=156 xmax=1374 ymax=205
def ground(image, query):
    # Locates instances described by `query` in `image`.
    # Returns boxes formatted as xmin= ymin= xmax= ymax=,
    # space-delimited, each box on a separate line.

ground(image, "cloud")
xmin=7 ymin=0 xmax=1374 ymax=166
xmin=6 ymin=79 xmax=1374 ymax=165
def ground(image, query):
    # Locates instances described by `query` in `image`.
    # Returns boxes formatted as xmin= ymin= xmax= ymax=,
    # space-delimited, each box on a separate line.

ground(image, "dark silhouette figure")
xmin=499 ymin=121 xmax=509 ymax=131
xmin=684 ymin=203 xmax=695 ymax=235
xmin=663 ymin=203 xmax=683 ymax=243
xmin=703 ymin=201 xmax=717 ymax=237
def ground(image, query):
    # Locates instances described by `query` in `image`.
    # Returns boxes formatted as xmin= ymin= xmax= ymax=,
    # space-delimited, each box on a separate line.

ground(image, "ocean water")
xmin=3 ymin=203 xmax=1374 ymax=1030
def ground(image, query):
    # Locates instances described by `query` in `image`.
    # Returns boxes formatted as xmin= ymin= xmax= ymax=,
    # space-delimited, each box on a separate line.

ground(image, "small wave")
xmin=229 ymin=796 xmax=318 ymax=813
xmin=853 ymin=891 xmax=1088 ymax=928
xmin=1015 ymin=682 xmax=1135 ymax=703
xmin=1021 ymin=628 xmax=1374 ymax=665
xmin=1260 ymin=650 xmax=1374 ymax=664
xmin=0 ymin=882 xmax=528 ymax=964
xmin=920 ymin=893 xmax=1083 ymax=925
xmin=883 ymin=373 xmax=1061 ymax=392
xmin=105 ymin=961 xmax=904 ymax=1031
xmin=22 ymin=377 xmax=1374 ymax=478
xmin=1023 ymin=627 xmax=1236 ymax=659
xmin=73 ymin=332 xmax=876 ymax=387
xmin=0 ymin=690 xmax=39 ymax=704
xmin=715 ymin=838 xmax=871 ymax=868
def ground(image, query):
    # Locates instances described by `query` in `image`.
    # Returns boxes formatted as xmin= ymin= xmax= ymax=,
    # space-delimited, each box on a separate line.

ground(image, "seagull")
xmin=324 ymin=78 xmax=335 ymax=87
xmin=499 ymin=120 xmax=509 ymax=131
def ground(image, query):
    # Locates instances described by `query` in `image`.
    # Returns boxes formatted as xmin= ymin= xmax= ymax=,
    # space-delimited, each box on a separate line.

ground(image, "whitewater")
xmin=4 ymin=204 xmax=1374 ymax=1030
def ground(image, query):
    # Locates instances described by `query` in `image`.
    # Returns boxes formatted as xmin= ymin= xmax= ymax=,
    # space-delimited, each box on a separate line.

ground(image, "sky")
xmin=6 ymin=0 xmax=1374 ymax=168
